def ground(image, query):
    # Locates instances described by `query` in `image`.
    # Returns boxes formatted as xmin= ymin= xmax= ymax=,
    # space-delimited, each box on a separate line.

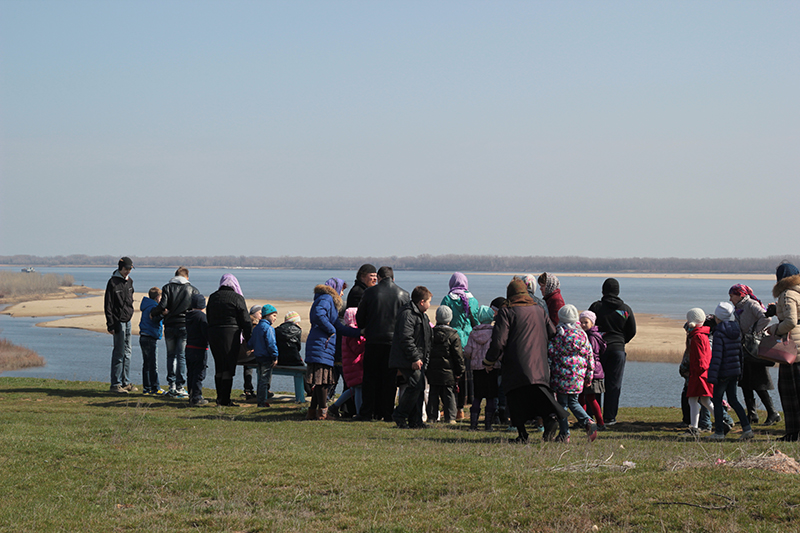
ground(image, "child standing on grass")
xmin=328 ymin=308 xmax=365 ymax=419
xmin=139 ymin=287 xmax=166 ymax=396
xmin=426 ymin=305 xmax=466 ymax=425
xmin=185 ymin=293 xmax=209 ymax=406
xmin=684 ymin=308 xmax=715 ymax=437
xmin=464 ymin=305 xmax=499 ymax=430
xmin=548 ymin=304 xmax=598 ymax=442
xmin=250 ymin=304 xmax=279 ymax=408
xmin=578 ymin=310 xmax=606 ymax=430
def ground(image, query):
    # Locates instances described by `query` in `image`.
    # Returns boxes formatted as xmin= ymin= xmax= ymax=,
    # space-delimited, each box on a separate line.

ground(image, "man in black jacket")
xmin=356 ymin=266 xmax=410 ymax=421
xmin=346 ymin=263 xmax=378 ymax=309
xmin=105 ymin=257 xmax=135 ymax=394
xmin=151 ymin=266 xmax=199 ymax=398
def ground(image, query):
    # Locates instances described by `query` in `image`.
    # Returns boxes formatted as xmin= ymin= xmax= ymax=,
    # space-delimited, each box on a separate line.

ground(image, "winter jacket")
xmin=342 ymin=333 xmax=366 ymax=387
xmin=249 ymin=318 xmax=279 ymax=363
xmin=686 ymin=325 xmax=713 ymax=397
xmin=426 ymin=325 xmax=465 ymax=386
xmin=356 ymin=278 xmax=410 ymax=345
xmin=440 ymin=292 xmax=481 ymax=348
xmin=543 ymin=289 xmax=565 ymax=325
xmin=185 ymin=309 xmax=208 ymax=349
xmin=588 ymin=295 xmax=636 ymax=350
xmin=139 ymin=296 xmax=163 ymax=339
xmin=708 ymin=320 xmax=742 ymax=384
xmin=152 ymin=276 xmax=199 ymax=328
xmin=346 ymin=279 xmax=369 ymax=309
xmin=772 ymin=274 xmax=800 ymax=353
xmin=206 ymin=286 xmax=252 ymax=342
xmin=305 ymin=285 xmax=359 ymax=366
xmin=485 ymin=301 xmax=556 ymax=395
xmin=275 ymin=322 xmax=303 ymax=366
xmin=388 ymin=300 xmax=433 ymax=370
xmin=734 ymin=296 xmax=770 ymax=335
xmin=465 ymin=323 xmax=497 ymax=371
xmin=584 ymin=326 xmax=605 ymax=380
xmin=548 ymin=324 xmax=594 ymax=394
xmin=104 ymin=270 xmax=134 ymax=332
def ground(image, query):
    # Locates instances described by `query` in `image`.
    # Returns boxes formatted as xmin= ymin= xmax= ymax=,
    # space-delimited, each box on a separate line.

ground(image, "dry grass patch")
xmin=0 ymin=338 xmax=45 ymax=372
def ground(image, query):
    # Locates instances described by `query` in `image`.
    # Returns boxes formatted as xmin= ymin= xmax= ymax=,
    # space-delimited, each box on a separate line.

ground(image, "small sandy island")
xmin=2 ymin=287 xmax=686 ymax=363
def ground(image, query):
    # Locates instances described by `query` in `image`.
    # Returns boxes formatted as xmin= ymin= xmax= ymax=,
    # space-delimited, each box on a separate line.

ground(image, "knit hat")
xmin=249 ymin=305 xmax=262 ymax=316
xmin=435 ymin=305 xmax=453 ymax=324
xmin=776 ymin=262 xmax=800 ymax=281
xmin=714 ymin=302 xmax=735 ymax=322
xmin=602 ymin=278 xmax=620 ymax=296
xmin=579 ymin=310 xmax=596 ymax=324
xmin=284 ymin=311 xmax=301 ymax=324
xmin=490 ymin=297 xmax=507 ymax=311
xmin=475 ymin=305 xmax=495 ymax=325
xmin=558 ymin=304 xmax=579 ymax=325
xmin=191 ymin=293 xmax=206 ymax=310
xmin=262 ymin=304 xmax=277 ymax=316
xmin=686 ymin=308 xmax=706 ymax=327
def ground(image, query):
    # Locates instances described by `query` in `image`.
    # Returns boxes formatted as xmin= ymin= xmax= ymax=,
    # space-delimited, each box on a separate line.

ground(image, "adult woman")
xmin=440 ymin=272 xmax=481 ymax=419
xmin=768 ymin=262 xmax=800 ymax=442
xmin=206 ymin=274 xmax=252 ymax=406
xmin=305 ymin=278 xmax=360 ymax=420
xmin=729 ymin=284 xmax=780 ymax=425
xmin=538 ymin=272 xmax=565 ymax=325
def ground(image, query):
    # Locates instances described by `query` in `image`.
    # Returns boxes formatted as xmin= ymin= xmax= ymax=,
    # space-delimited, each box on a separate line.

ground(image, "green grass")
xmin=1 ymin=377 xmax=799 ymax=532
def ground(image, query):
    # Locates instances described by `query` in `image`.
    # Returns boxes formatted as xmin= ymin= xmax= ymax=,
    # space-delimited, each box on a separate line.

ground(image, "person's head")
xmin=219 ymin=274 xmax=242 ymax=295
xmin=729 ymin=284 xmax=748 ymax=305
xmin=377 ymin=266 xmax=394 ymax=281
xmin=558 ymin=304 xmax=579 ymax=325
xmin=343 ymin=307 xmax=358 ymax=328
xmin=191 ymin=293 xmax=206 ymax=310
xmin=579 ymin=310 xmax=596 ymax=332
xmin=714 ymin=302 xmax=735 ymax=323
xmin=449 ymin=272 xmax=468 ymax=292
xmin=475 ymin=305 xmax=495 ymax=325
xmin=506 ymin=279 xmax=528 ymax=300
xmin=262 ymin=304 xmax=278 ymax=324
xmin=435 ymin=305 xmax=452 ymax=325
xmin=411 ymin=285 xmax=432 ymax=313
xmin=175 ymin=266 xmax=189 ymax=279
xmin=602 ymin=278 xmax=620 ymax=297
xmin=357 ymin=264 xmax=378 ymax=287
xmin=148 ymin=287 xmax=161 ymax=302
xmin=521 ymin=274 xmax=538 ymax=295
xmin=284 ymin=311 xmax=301 ymax=326
xmin=539 ymin=272 xmax=560 ymax=297
xmin=776 ymin=261 xmax=800 ymax=282
xmin=686 ymin=308 xmax=706 ymax=329
xmin=249 ymin=305 xmax=262 ymax=324
xmin=324 ymin=278 xmax=347 ymax=296
xmin=118 ymin=256 xmax=134 ymax=277
xmin=490 ymin=297 xmax=507 ymax=315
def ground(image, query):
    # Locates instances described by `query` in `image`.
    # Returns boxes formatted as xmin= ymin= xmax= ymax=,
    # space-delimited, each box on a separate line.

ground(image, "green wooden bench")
xmin=273 ymin=365 xmax=308 ymax=403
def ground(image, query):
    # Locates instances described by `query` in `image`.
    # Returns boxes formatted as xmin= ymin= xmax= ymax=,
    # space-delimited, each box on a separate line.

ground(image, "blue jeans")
xmin=713 ymin=377 xmax=751 ymax=435
xmin=557 ymin=392 xmax=592 ymax=438
xmin=139 ymin=335 xmax=159 ymax=392
xmin=257 ymin=361 xmax=274 ymax=405
xmin=393 ymin=368 xmax=426 ymax=427
xmin=600 ymin=348 xmax=626 ymax=421
xmin=333 ymin=385 xmax=363 ymax=415
xmin=185 ymin=347 xmax=208 ymax=402
xmin=164 ymin=326 xmax=187 ymax=388
xmin=110 ymin=321 xmax=132 ymax=387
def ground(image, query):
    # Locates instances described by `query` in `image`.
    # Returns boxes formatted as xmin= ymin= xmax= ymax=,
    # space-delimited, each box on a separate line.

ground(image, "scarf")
xmin=542 ymin=272 xmax=560 ymax=297
xmin=219 ymin=274 xmax=243 ymax=295
xmin=448 ymin=272 xmax=472 ymax=317
xmin=729 ymin=284 xmax=764 ymax=310
xmin=325 ymin=277 xmax=346 ymax=295
xmin=506 ymin=279 xmax=534 ymax=307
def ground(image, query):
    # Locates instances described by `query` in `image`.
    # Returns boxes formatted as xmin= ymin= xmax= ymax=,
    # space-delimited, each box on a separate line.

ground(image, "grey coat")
xmin=736 ymin=295 xmax=775 ymax=391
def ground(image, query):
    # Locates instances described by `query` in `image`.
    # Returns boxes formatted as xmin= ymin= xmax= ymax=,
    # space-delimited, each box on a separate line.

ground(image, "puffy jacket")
xmin=185 ymin=309 xmax=208 ymax=349
xmin=773 ymin=274 xmax=800 ymax=354
xmin=206 ymin=286 xmax=252 ymax=341
xmin=687 ymin=325 xmax=713 ymax=397
xmin=249 ymin=318 xmax=279 ymax=363
xmin=356 ymin=278 xmax=410 ymax=345
xmin=440 ymin=292 xmax=481 ymax=348
xmin=426 ymin=325 xmax=465 ymax=386
xmin=152 ymin=276 xmax=199 ymax=328
xmin=588 ymin=295 xmax=636 ymax=349
xmin=548 ymin=324 xmax=594 ymax=394
xmin=342 ymin=333 xmax=366 ymax=387
xmin=584 ymin=326 xmax=605 ymax=380
xmin=708 ymin=320 xmax=742 ymax=384
xmin=388 ymin=300 xmax=432 ymax=369
xmin=139 ymin=297 xmax=163 ymax=339
xmin=464 ymin=323 xmax=496 ymax=371
xmin=543 ymin=289 xmax=565 ymax=325
xmin=104 ymin=270 xmax=134 ymax=331
xmin=275 ymin=322 xmax=303 ymax=366
xmin=305 ymin=285 xmax=359 ymax=366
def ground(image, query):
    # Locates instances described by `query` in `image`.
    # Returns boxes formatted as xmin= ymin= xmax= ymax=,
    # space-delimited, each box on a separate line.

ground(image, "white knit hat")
xmin=686 ymin=308 xmax=706 ymax=327
xmin=558 ymin=304 xmax=579 ymax=325
xmin=714 ymin=302 xmax=735 ymax=322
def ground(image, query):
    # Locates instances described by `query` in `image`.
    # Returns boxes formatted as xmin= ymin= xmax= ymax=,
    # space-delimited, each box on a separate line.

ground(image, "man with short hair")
xmin=151 ymin=266 xmax=199 ymax=398
xmin=356 ymin=266 xmax=410 ymax=421
xmin=346 ymin=263 xmax=378 ymax=309
xmin=105 ymin=256 xmax=135 ymax=394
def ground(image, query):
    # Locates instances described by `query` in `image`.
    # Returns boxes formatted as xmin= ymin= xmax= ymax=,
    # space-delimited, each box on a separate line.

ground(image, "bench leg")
xmin=293 ymin=374 xmax=306 ymax=403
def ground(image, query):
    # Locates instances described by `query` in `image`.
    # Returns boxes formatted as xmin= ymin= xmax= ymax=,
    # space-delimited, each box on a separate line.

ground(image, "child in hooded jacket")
xmin=185 ymin=293 xmax=209 ymax=406
xmin=426 ymin=305 xmax=466 ymax=424
xmin=578 ymin=310 xmax=606 ymax=430
xmin=328 ymin=308 xmax=365 ymax=419
xmin=684 ymin=308 xmax=715 ymax=437
xmin=464 ymin=305 xmax=500 ymax=430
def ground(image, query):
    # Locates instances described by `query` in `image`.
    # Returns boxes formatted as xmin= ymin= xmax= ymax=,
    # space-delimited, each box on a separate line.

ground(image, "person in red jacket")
xmin=684 ymin=307 xmax=715 ymax=438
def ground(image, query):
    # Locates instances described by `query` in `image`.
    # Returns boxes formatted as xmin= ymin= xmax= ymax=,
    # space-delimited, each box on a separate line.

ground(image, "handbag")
xmin=742 ymin=330 xmax=774 ymax=367
xmin=757 ymin=333 xmax=798 ymax=365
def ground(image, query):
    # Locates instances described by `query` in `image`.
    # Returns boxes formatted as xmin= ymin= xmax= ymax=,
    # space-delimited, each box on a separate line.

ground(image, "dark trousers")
xmin=600 ymin=347 xmax=626 ymax=421
xmin=209 ymin=326 xmax=240 ymax=405
xmin=779 ymin=362 xmax=800 ymax=434
xmin=360 ymin=344 xmax=396 ymax=421
xmin=506 ymin=384 xmax=567 ymax=441
xmin=139 ymin=335 xmax=159 ymax=392
xmin=243 ymin=366 xmax=255 ymax=393
xmin=185 ymin=347 xmax=208 ymax=403
xmin=393 ymin=368 xmax=426 ymax=427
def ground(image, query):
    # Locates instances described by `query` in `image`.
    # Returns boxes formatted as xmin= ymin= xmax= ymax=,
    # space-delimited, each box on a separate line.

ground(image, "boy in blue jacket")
xmin=249 ymin=304 xmax=280 ymax=408
xmin=139 ymin=288 xmax=166 ymax=395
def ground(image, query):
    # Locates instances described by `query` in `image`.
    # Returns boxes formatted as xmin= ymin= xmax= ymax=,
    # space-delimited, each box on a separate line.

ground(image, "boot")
xmin=456 ymin=409 xmax=465 ymax=421
xmin=469 ymin=410 xmax=480 ymax=430
xmin=317 ymin=408 xmax=327 ymax=420
xmin=306 ymin=406 xmax=317 ymax=420
xmin=485 ymin=406 xmax=496 ymax=432
xmin=760 ymin=391 xmax=780 ymax=425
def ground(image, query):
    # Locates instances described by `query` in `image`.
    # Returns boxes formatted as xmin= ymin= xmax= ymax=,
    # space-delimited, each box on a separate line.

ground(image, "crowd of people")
xmin=102 ymin=257 xmax=800 ymax=443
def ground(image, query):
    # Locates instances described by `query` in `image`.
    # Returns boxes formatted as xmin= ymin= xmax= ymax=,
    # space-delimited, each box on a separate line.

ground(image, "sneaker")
xmin=109 ymin=385 xmax=128 ymax=394
xmin=585 ymin=421 xmax=598 ymax=443
xmin=122 ymin=383 xmax=138 ymax=392
xmin=681 ymin=427 xmax=700 ymax=438
xmin=154 ymin=388 xmax=168 ymax=396
xmin=167 ymin=386 xmax=178 ymax=397
xmin=448 ymin=420 xmax=458 ymax=425
xmin=765 ymin=413 xmax=782 ymax=426
xmin=739 ymin=429 xmax=754 ymax=441
xmin=175 ymin=388 xmax=189 ymax=399
xmin=605 ymin=419 xmax=617 ymax=426
xmin=142 ymin=390 xmax=152 ymax=396
xmin=190 ymin=398 xmax=209 ymax=406
xmin=555 ymin=434 xmax=570 ymax=443
xmin=268 ymin=391 xmax=275 ymax=399
xmin=258 ymin=402 xmax=271 ymax=408
xmin=707 ymin=432 xmax=725 ymax=441
xmin=542 ymin=416 xmax=559 ymax=442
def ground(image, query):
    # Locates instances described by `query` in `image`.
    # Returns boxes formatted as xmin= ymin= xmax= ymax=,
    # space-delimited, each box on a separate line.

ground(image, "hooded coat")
xmin=464 ymin=323 xmax=496 ymax=371
xmin=772 ymin=274 xmax=800 ymax=353
xmin=427 ymin=325 xmax=465 ymax=386
xmin=686 ymin=325 xmax=713 ymax=397
xmin=305 ymin=285 xmax=359 ymax=366
xmin=588 ymin=279 xmax=636 ymax=350
xmin=548 ymin=324 xmax=594 ymax=394
xmin=708 ymin=320 xmax=742 ymax=384
xmin=152 ymin=276 xmax=199 ymax=328
xmin=104 ymin=270 xmax=134 ymax=331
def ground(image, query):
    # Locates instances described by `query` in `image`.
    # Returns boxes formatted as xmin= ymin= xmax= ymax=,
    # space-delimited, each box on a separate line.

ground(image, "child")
xmin=548 ymin=304 xmax=598 ymax=442
xmin=249 ymin=304 xmax=279 ymax=408
xmin=328 ymin=308 xmax=365 ymax=419
xmin=578 ymin=310 xmax=606 ymax=430
xmin=139 ymin=287 xmax=166 ymax=395
xmin=684 ymin=308 xmax=715 ymax=437
xmin=464 ymin=305 xmax=499 ymax=430
xmin=426 ymin=306 xmax=466 ymax=424
xmin=276 ymin=311 xmax=304 ymax=366
xmin=707 ymin=302 xmax=754 ymax=441
xmin=185 ymin=293 xmax=209 ymax=406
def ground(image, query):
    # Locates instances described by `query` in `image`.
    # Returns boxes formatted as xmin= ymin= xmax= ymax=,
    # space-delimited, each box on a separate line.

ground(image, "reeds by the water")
xmin=0 ymin=271 xmax=74 ymax=298
xmin=0 ymin=337 xmax=44 ymax=372
xmin=626 ymin=348 xmax=683 ymax=364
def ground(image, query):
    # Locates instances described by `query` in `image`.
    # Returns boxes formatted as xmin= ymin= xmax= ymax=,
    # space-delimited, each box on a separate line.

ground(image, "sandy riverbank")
xmin=2 ymin=292 xmax=686 ymax=363
xmin=469 ymin=272 xmax=775 ymax=281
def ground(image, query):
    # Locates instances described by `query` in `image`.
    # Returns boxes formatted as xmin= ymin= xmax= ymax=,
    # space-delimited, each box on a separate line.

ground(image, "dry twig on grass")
xmin=653 ymin=493 xmax=736 ymax=511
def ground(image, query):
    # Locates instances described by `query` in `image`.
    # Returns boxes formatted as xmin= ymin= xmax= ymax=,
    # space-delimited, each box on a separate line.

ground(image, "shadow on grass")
xmin=0 ymin=386 xmax=117 ymax=399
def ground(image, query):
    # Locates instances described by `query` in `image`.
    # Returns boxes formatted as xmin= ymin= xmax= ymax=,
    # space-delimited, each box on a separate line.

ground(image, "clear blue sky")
xmin=1 ymin=1 xmax=798 ymax=259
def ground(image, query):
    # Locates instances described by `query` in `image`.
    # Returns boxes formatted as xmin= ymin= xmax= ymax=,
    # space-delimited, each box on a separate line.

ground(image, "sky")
xmin=1 ymin=1 xmax=798 ymax=260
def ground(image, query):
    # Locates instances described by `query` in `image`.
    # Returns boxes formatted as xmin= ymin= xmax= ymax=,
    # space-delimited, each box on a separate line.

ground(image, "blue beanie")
xmin=262 ymin=304 xmax=277 ymax=316
xmin=191 ymin=293 xmax=206 ymax=310
xmin=776 ymin=263 xmax=800 ymax=281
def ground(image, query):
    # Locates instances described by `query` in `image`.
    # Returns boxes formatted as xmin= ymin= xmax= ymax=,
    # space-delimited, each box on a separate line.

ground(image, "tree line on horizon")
xmin=1 ymin=254 xmax=798 ymax=274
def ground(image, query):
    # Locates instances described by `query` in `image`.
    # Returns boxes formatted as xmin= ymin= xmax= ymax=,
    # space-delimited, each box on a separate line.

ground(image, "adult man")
xmin=346 ymin=263 xmax=378 ymax=308
xmin=104 ymin=256 xmax=135 ymax=394
xmin=151 ymin=266 xmax=199 ymax=398
xmin=588 ymin=278 xmax=636 ymax=426
xmin=356 ymin=266 xmax=410 ymax=421
xmin=389 ymin=286 xmax=433 ymax=428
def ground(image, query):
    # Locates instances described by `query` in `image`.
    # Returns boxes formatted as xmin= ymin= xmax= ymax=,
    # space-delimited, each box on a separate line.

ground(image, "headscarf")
xmin=219 ymin=273 xmax=243 ymax=295
xmin=506 ymin=279 xmax=533 ymax=306
xmin=523 ymin=274 xmax=538 ymax=295
xmin=776 ymin=262 xmax=800 ymax=281
xmin=541 ymin=272 xmax=560 ymax=297
xmin=343 ymin=307 xmax=358 ymax=328
xmin=729 ymin=284 xmax=764 ymax=309
xmin=324 ymin=278 xmax=346 ymax=294
xmin=448 ymin=272 xmax=471 ymax=317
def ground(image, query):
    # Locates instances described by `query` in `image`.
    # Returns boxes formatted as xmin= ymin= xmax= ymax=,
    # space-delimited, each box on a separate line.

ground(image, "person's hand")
xmin=161 ymin=309 xmax=169 ymax=316
xmin=411 ymin=360 xmax=423 ymax=371
xmin=272 ymin=359 xmax=278 ymax=368
xmin=765 ymin=303 xmax=777 ymax=318
xmin=246 ymin=349 xmax=254 ymax=355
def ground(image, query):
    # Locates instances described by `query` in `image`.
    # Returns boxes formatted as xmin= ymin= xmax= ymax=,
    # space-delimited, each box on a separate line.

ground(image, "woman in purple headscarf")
xmin=440 ymin=272 xmax=481 ymax=419
xmin=206 ymin=274 xmax=253 ymax=406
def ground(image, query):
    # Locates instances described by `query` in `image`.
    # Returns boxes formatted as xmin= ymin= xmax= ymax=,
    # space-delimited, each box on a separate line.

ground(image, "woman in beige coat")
xmin=768 ymin=262 xmax=800 ymax=442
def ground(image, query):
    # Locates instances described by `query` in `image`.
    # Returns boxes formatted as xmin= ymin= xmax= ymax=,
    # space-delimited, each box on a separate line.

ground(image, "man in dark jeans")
xmin=152 ymin=266 xmax=199 ymax=398
xmin=105 ymin=256 xmax=135 ymax=394
xmin=356 ymin=266 xmax=410 ymax=421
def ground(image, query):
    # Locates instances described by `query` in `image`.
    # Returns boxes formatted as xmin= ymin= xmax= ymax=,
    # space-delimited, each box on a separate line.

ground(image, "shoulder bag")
xmin=757 ymin=332 xmax=798 ymax=365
